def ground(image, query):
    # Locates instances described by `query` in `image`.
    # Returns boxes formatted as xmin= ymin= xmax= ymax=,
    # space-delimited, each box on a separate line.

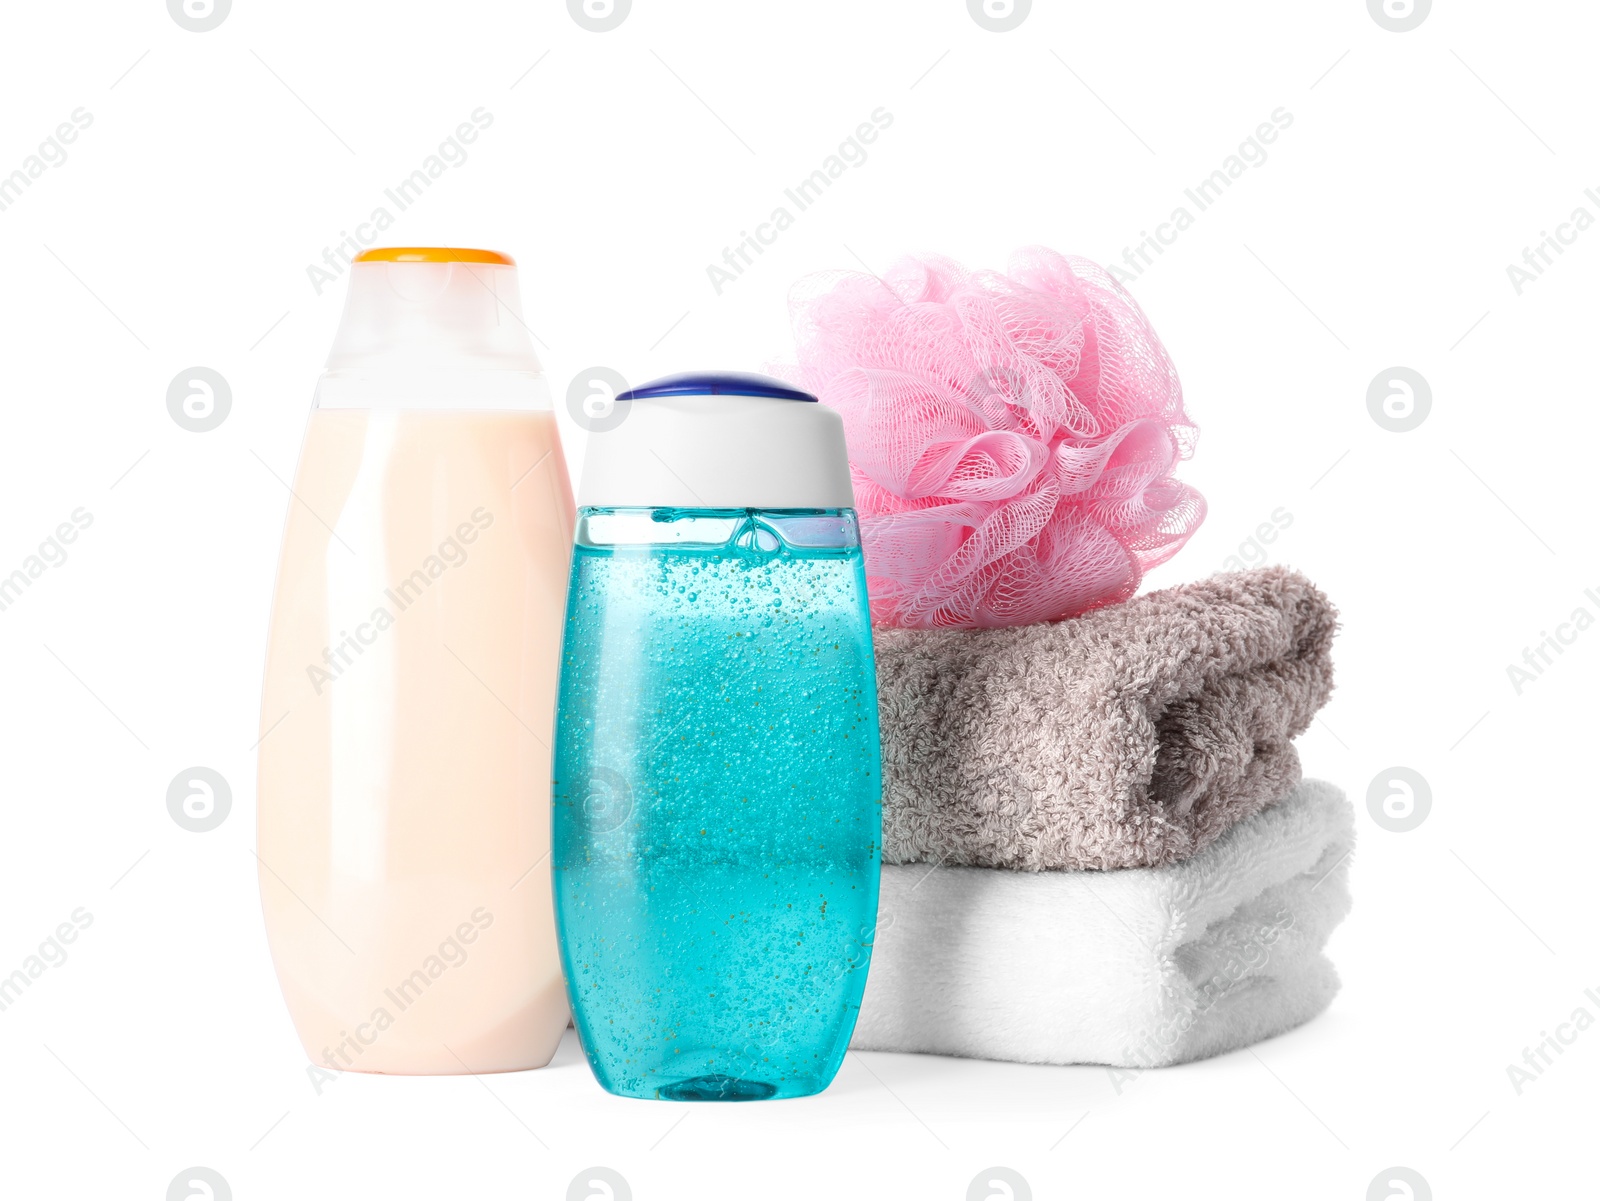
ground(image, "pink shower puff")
xmin=785 ymin=247 xmax=1204 ymax=628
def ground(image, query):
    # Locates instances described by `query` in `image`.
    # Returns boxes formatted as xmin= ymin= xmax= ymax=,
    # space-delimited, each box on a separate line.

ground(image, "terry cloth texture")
xmin=873 ymin=566 xmax=1337 ymax=871
xmin=850 ymin=778 xmax=1354 ymax=1068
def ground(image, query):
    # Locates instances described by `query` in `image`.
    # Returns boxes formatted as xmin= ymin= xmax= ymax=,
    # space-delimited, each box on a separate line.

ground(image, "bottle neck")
xmin=325 ymin=260 xmax=544 ymax=372
xmin=319 ymin=258 xmax=549 ymax=410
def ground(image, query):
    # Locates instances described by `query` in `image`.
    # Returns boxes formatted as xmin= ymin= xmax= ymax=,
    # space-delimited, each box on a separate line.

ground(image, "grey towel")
xmin=873 ymin=566 xmax=1337 ymax=871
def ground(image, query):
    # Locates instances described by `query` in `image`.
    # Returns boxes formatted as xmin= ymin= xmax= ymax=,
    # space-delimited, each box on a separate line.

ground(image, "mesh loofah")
xmin=782 ymin=247 xmax=1205 ymax=628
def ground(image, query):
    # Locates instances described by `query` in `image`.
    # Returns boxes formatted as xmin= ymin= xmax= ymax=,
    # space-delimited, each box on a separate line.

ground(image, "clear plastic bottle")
xmin=258 ymin=248 xmax=574 ymax=1074
xmin=552 ymin=374 xmax=882 ymax=1100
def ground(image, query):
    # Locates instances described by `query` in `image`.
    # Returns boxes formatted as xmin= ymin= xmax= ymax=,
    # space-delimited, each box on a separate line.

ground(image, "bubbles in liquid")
xmin=553 ymin=528 xmax=882 ymax=1100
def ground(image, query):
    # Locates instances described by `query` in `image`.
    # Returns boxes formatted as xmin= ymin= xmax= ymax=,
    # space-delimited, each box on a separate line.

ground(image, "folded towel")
xmin=850 ymin=778 xmax=1353 ymax=1068
xmin=874 ymin=566 xmax=1337 ymax=871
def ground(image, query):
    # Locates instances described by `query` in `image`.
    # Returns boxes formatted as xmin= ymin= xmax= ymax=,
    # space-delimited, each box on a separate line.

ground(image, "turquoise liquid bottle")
xmin=552 ymin=373 xmax=882 ymax=1101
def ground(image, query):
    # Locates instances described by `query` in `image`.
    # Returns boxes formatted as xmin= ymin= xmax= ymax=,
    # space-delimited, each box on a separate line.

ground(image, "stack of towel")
xmin=850 ymin=566 xmax=1353 ymax=1068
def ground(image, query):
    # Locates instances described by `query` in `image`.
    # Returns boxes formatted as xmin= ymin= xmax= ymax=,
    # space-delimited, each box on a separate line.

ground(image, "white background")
xmin=1 ymin=1 xmax=1595 ymax=1198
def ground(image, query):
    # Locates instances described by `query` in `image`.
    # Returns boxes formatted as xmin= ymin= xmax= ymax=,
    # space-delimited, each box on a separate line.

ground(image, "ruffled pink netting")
xmin=782 ymin=248 xmax=1204 ymax=629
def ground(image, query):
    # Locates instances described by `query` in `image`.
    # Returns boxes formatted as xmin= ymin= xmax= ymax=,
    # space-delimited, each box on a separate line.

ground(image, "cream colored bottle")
xmin=258 ymin=248 xmax=574 ymax=1074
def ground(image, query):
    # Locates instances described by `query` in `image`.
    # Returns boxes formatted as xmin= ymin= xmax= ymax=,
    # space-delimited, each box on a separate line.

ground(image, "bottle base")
xmin=657 ymin=1074 xmax=780 ymax=1102
xmin=589 ymin=1069 xmax=839 ymax=1102
xmin=286 ymin=985 xmax=572 ymax=1077
xmin=310 ymin=1045 xmax=563 ymax=1076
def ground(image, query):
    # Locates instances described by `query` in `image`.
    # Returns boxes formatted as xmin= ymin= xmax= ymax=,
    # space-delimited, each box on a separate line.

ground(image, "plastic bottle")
xmin=552 ymin=371 xmax=882 ymax=1100
xmin=258 ymin=248 xmax=574 ymax=1074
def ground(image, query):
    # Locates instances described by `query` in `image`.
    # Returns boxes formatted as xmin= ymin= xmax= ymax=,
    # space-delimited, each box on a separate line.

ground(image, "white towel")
xmin=850 ymin=778 xmax=1353 ymax=1068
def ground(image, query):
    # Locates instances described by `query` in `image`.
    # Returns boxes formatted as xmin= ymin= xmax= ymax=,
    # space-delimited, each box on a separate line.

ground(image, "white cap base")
xmin=577 ymin=392 xmax=855 ymax=510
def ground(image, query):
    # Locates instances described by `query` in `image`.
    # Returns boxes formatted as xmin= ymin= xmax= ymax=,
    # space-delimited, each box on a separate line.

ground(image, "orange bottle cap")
xmin=352 ymin=247 xmax=515 ymax=266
